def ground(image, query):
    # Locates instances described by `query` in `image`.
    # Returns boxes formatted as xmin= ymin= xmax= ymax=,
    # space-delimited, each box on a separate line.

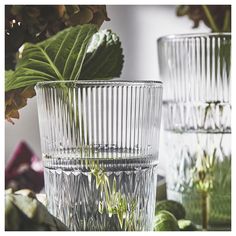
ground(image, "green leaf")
xmin=5 ymin=24 xmax=97 ymax=92
xmin=154 ymin=210 xmax=180 ymax=231
xmin=79 ymin=29 xmax=124 ymax=79
xmin=5 ymin=24 xmax=124 ymax=122
xmin=5 ymin=194 xmax=21 ymax=230
xmin=5 ymin=190 xmax=69 ymax=231
xmin=5 ymin=70 xmax=14 ymax=81
xmin=178 ymin=219 xmax=198 ymax=231
xmin=5 ymin=70 xmax=14 ymax=90
xmin=155 ymin=200 xmax=186 ymax=220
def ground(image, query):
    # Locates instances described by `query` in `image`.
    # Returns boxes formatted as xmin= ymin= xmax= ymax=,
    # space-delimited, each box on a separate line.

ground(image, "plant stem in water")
xmin=201 ymin=191 xmax=208 ymax=230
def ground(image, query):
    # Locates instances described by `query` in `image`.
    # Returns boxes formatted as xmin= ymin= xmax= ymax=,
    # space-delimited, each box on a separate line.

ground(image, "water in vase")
xmin=43 ymin=150 xmax=158 ymax=231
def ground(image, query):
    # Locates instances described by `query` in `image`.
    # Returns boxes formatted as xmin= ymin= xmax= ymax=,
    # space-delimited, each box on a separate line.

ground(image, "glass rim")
xmin=157 ymin=32 xmax=231 ymax=43
xmin=36 ymin=80 xmax=163 ymax=88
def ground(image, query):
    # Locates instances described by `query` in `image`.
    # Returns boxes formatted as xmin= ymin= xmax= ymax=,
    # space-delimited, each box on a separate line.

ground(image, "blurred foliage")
xmin=176 ymin=5 xmax=231 ymax=32
xmin=5 ymin=85 xmax=36 ymax=123
xmin=155 ymin=200 xmax=186 ymax=220
xmin=5 ymin=188 xmax=69 ymax=231
xmin=154 ymin=210 xmax=180 ymax=231
xmin=5 ymin=5 xmax=110 ymax=70
xmin=5 ymin=141 xmax=44 ymax=191
xmin=178 ymin=219 xmax=198 ymax=231
xmin=154 ymin=200 xmax=197 ymax=231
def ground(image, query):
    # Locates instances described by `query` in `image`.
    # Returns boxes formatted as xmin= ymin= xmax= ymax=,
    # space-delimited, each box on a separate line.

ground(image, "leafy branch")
xmin=5 ymin=24 xmax=124 ymax=123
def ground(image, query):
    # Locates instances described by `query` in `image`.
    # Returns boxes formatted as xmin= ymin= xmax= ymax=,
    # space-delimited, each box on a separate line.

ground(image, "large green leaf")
xmin=79 ymin=29 xmax=124 ymax=79
xmin=5 ymin=24 xmax=124 ymax=122
xmin=5 ymin=70 xmax=14 ymax=83
xmin=5 ymin=24 xmax=97 ymax=92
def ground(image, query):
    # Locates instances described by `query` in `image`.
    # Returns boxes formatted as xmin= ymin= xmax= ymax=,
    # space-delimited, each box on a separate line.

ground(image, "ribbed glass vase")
xmin=158 ymin=33 xmax=231 ymax=230
xmin=36 ymin=80 xmax=163 ymax=231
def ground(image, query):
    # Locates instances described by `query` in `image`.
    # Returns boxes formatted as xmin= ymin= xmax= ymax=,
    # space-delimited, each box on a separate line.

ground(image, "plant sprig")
xmin=90 ymin=161 xmax=138 ymax=230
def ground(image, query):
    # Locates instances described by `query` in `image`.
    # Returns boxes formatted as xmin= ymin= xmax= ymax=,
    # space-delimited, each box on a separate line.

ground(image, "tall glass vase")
xmin=36 ymin=80 xmax=163 ymax=231
xmin=158 ymin=33 xmax=231 ymax=230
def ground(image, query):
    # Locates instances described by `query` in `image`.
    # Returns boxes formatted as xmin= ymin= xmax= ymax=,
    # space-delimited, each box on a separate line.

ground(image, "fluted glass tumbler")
xmin=158 ymin=33 xmax=231 ymax=230
xmin=36 ymin=80 xmax=163 ymax=231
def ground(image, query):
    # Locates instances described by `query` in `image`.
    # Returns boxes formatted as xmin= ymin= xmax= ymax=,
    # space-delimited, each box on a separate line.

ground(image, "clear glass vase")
xmin=36 ymin=80 xmax=163 ymax=231
xmin=158 ymin=33 xmax=231 ymax=230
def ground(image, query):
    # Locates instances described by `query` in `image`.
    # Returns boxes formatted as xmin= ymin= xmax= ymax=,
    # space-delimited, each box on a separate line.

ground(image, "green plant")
xmin=89 ymin=161 xmax=138 ymax=230
xmin=192 ymin=151 xmax=231 ymax=227
xmin=5 ymin=9 xmax=125 ymax=228
xmin=5 ymin=5 xmax=110 ymax=70
xmin=154 ymin=200 xmax=198 ymax=231
xmin=5 ymin=189 xmax=69 ymax=231
xmin=155 ymin=200 xmax=186 ymax=220
xmin=154 ymin=210 xmax=179 ymax=231
xmin=5 ymin=24 xmax=124 ymax=123
xmin=174 ymin=138 xmax=231 ymax=230
xmin=178 ymin=219 xmax=197 ymax=231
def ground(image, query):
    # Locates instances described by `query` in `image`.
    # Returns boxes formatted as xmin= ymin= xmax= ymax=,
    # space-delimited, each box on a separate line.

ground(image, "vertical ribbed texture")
xmin=36 ymin=82 xmax=162 ymax=160
xmin=158 ymin=34 xmax=231 ymax=229
xmin=36 ymin=81 xmax=162 ymax=231
xmin=158 ymin=34 xmax=231 ymax=132
xmin=158 ymin=34 xmax=231 ymax=103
